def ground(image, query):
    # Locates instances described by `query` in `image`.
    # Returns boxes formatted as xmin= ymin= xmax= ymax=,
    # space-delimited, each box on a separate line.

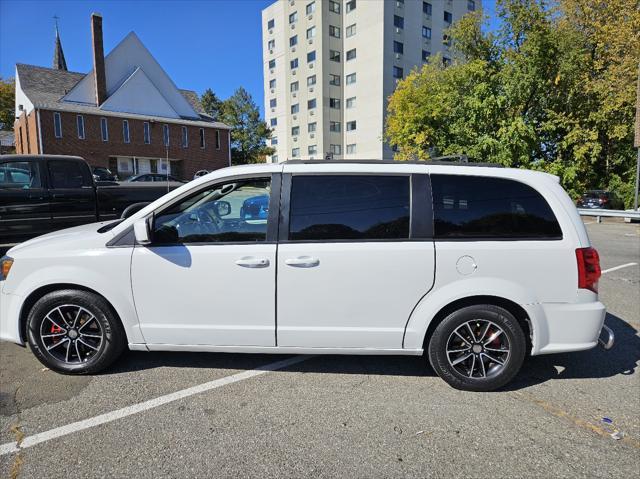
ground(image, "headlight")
xmin=0 ymin=256 xmax=13 ymax=280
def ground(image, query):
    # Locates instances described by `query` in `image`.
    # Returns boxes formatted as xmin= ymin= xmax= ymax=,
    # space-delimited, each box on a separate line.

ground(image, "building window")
xmin=216 ymin=130 xmax=221 ymax=149
xmin=394 ymin=41 xmax=404 ymax=54
xmin=268 ymin=39 xmax=275 ymax=50
xmin=307 ymin=75 xmax=316 ymax=86
xmin=270 ymin=79 xmax=276 ymax=89
xmin=329 ymin=121 xmax=341 ymax=132
xmin=423 ymin=2 xmax=432 ymax=15
xmin=346 ymin=73 xmax=356 ymax=85
xmin=100 ymin=117 xmax=109 ymax=142
xmin=122 ymin=120 xmax=130 ymax=143
xmin=162 ymin=124 xmax=169 ymax=146
xmin=272 ymin=136 xmax=278 ymax=146
xmin=307 ymin=98 xmax=317 ymax=109
xmin=422 ymin=26 xmax=432 ymax=39
xmin=330 ymin=50 xmax=341 ymax=62
xmin=329 ymin=25 xmax=340 ymax=38
xmin=346 ymin=96 xmax=356 ymax=109
xmin=289 ymin=12 xmax=298 ymax=24
xmin=290 ymin=58 xmax=299 ymax=69
xmin=272 ymin=155 xmax=278 ymax=162
xmin=346 ymin=143 xmax=356 ymax=154
xmin=267 ymin=18 xmax=275 ymax=29
xmin=329 ymin=98 xmax=340 ymax=109
xmin=291 ymin=81 xmax=299 ymax=92
xmin=394 ymin=15 xmax=404 ymax=29
xmin=53 ymin=112 xmax=62 ymax=138
xmin=308 ymin=122 xmax=317 ymax=133
xmin=308 ymin=145 xmax=317 ymax=155
xmin=329 ymin=0 xmax=340 ymax=14
xmin=346 ymin=48 xmax=356 ymax=61
xmin=307 ymin=50 xmax=316 ymax=63
xmin=346 ymin=0 xmax=356 ymax=13
xmin=289 ymin=35 xmax=298 ymax=47
xmin=306 ymin=26 xmax=316 ymax=39
xmin=269 ymin=59 xmax=276 ymax=69
xmin=393 ymin=66 xmax=404 ymax=79
xmin=291 ymin=103 xmax=299 ymax=114
xmin=306 ymin=1 xmax=315 ymax=15
xmin=270 ymin=118 xmax=277 ymax=127
xmin=270 ymin=98 xmax=277 ymax=108
xmin=329 ymin=74 xmax=340 ymax=86
xmin=144 ymin=122 xmax=151 ymax=144
xmin=181 ymin=126 xmax=188 ymax=148
xmin=330 ymin=144 xmax=341 ymax=155
xmin=468 ymin=0 xmax=476 ymax=11
xmin=76 ymin=115 xmax=85 ymax=139
xmin=292 ymin=148 xmax=300 ymax=158
xmin=346 ymin=24 xmax=356 ymax=37
xmin=422 ymin=50 xmax=431 ymax=61
xmin=18 ymin=127 xmax=23 ymax=152
xmin=292 ymin=126 xmax=300 ymax=136
xmin=199 ymin=128 xmax=205 ymax=148
xmin=346 ymin=121 xmax=357 ymax=131
xmin=444 ymin=11 xmax=452 ymax=24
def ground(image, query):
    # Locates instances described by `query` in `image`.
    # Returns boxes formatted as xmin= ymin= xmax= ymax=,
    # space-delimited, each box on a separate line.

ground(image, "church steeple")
xmin=52 ymin=16 xmax=68 ymax=71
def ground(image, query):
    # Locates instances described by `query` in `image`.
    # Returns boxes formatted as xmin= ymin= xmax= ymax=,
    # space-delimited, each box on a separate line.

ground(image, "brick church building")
xmin=14 ymin=14 xmax=231 ymax=180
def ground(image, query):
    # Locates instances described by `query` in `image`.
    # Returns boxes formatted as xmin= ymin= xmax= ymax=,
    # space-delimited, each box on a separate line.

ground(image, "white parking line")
xmin=0 ymin=355 xmax=310 ymax=456
xmin=601 ymin=263 xmax=638 ymax=274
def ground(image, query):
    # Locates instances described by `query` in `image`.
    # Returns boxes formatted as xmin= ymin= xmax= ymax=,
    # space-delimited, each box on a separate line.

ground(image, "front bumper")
xmin=0 ymin=285 xmax=23 ymax=345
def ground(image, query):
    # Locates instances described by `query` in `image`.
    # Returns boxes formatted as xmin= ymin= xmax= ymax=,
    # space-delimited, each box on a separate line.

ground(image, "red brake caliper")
xmin=50 ymin=324 xmax=63 ymax=333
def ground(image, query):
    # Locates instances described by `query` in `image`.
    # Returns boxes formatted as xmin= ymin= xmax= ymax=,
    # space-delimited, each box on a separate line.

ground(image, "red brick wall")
xmin=36 ymin=109 xmax=230 ymax=180
xmin=14 ymin=111 xmax=39 ymax=155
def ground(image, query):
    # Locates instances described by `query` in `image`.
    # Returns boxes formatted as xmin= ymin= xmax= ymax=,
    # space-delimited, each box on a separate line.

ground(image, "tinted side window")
xmin=48 ymin=160 xmax=92 ymax=189
xmin=431 ymin=175 xmax=562 ymax=239
xmin=288 ymin=175 xmax=410 ymax=241
xmin=0 ymin=161 xmax=42 ymax=189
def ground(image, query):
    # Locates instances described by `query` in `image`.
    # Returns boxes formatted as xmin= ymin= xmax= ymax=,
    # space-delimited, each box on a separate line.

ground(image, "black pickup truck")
xmin=0 ymin=155 xmax=183 ymax=245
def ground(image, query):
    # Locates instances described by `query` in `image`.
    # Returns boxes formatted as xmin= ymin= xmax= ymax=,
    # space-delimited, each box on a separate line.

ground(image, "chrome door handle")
xmin=285 ymin=256 xmax=320 ymax=268
xmin=235 ymin=257 xmax=270 ymax=268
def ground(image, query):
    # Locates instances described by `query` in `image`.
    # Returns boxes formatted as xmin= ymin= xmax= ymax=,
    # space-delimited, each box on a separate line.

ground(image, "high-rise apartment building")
xmin=262 ymin=0 xmax=480 ymax=162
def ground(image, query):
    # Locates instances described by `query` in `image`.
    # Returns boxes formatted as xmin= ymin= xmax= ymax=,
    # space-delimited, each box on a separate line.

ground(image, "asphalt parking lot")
xmin=1 ymin=219 xmax=638 ymax=478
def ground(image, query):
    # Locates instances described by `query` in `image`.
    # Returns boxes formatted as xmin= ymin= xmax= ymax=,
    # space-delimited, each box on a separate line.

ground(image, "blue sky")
xmin=0 ymin=0 xmax=499 ymax=117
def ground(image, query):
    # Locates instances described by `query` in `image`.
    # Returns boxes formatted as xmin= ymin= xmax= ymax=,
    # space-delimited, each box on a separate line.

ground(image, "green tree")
xmin=386 ymin=0 xmax=640 ymax=206
xmin=0 ymin=77 xmax=15 ymax=131
xmin=200 ymin=88 xmax=223 ymax=121
xmin=220 ymin=87 xmax=274 ymax=165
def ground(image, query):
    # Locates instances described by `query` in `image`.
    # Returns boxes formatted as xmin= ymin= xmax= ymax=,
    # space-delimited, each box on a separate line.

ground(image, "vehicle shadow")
xmin=108 ymin=313 xmax=639 ymax=391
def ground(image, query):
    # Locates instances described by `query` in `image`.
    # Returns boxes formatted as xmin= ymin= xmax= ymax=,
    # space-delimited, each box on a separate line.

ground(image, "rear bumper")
xmin=532 ymin=301 xmax=607 ymax=355
xmin=598 ymin=324 xmax=615 ymax=350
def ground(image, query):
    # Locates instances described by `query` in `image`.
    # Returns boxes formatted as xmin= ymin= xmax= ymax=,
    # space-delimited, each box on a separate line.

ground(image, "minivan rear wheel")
xmin=428 ymin=305 xmax=526 ymax=392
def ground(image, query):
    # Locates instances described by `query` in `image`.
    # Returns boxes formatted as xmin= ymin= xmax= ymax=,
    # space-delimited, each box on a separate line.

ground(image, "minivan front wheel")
xmin=428 ymin=305 xmax=526 ymax=392
xmin=27 ymin=289 xmax=126 ymax=374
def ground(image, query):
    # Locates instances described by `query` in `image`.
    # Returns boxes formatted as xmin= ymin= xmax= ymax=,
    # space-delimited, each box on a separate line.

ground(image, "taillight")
xmin=576 ymin=247 xmax=601 ymax=293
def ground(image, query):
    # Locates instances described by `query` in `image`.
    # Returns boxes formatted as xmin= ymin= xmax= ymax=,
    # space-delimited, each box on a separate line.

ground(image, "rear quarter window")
xmin=431 ymin=175 xmax=562 ymax=240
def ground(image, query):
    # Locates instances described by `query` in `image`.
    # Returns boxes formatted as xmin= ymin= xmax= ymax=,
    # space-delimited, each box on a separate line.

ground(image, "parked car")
xmin=576 ymin=190 xmax=624 ymax=210
xmin=193 ymin=169 xmax=209 ymax=180
xmin=126 ymin=173 xmax=185 ymax=183
xmin=0 ymin=155 xmax=183 ymax=244
xmin=240 ymin=194 xmax=269 ymax=220
xmin=93 ymin=167 xmax=118 ymax=182
xmin=0 ymin=161 xmax=611 ymax=391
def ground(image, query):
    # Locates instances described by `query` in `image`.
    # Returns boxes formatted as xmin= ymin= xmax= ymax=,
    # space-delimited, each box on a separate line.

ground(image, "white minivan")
xmin=0 ymin=161 xmax=611 ymax=391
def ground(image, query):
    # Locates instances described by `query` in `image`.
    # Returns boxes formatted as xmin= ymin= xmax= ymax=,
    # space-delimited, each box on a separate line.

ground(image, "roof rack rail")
xmin=282 ymin=157 xmax=503 ymax=167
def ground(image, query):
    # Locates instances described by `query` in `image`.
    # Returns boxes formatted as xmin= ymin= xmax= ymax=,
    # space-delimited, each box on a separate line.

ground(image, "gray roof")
xmin=0 ymin=130 xmax=15 ymax=146
xmin=16 ymin=63 xmax=230 ymax=129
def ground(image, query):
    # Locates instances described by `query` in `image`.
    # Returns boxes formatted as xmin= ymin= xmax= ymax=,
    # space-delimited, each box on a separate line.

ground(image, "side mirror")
xmin=133 ymin=217 xmax=152 ymax=245
xmin=214 ymin=200 xmax=231 ymax=217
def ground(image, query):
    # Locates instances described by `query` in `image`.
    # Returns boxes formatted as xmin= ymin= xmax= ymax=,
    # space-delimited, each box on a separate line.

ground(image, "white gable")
xmin=14 ymin=68 xmax=35 ymax=117
xmin=99 ymin=67 xmax=180 ymax=118
xmin=63 ymin=32 xmax=199 ymax=119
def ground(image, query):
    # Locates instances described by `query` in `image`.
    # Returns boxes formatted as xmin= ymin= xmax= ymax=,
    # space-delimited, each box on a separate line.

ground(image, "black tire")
xmin=427 ymin=305 xmax=526 ymax=392
xmin=27 ymin=289 xmax=126 ymax=374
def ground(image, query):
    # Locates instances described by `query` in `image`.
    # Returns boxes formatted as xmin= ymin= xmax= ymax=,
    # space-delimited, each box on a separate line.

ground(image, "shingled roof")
xmin=16 ymin=63 xmax=228 ymax=129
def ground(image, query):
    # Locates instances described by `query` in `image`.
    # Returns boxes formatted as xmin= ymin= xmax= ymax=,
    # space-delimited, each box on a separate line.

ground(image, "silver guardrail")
xmin=578 ymin=208 xmax=640 ymax=223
